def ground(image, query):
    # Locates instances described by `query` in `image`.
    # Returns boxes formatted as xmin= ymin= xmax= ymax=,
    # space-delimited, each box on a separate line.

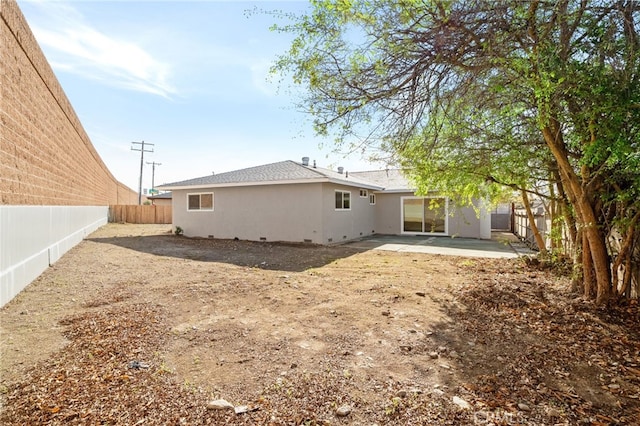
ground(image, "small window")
xmin=359 ymin=189 xmax=368 ymax=198
xmin=188 ymin=193 xmax=214 ymax=211
xmin=369 ymin=193 xmax=376 ymax=205
xmin=335 ymin=190 xmax=351 ymax=210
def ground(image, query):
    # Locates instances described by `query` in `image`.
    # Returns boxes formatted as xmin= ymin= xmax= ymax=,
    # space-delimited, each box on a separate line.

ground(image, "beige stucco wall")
xmin=373 ymin=192 xmax=488 ymax=239
xmin=171 ymin=182 xmax=379 ymax=244
xmin=448 ymin=200 xmax=484 ymax=238
xmin=171 ymin=184 xmax=489 ymax=244
xmin=172 ymin=183 xmax=325 ymax=243
xmin=321 ymin=183 xmax=376 ymax=244
xmin=373 ymin=192 xmax=401 ymax=235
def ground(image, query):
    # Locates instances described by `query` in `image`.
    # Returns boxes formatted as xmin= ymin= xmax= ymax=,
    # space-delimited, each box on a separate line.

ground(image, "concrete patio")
xmin=344 ymin=231 xmax=536 ymax=259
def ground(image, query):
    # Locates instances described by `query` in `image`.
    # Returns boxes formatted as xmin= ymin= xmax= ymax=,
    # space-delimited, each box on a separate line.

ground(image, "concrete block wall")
xmin=0 ymin=1 xmax=139 ymax=306
xmin=0 ymin=0 xmax=137 ymax=205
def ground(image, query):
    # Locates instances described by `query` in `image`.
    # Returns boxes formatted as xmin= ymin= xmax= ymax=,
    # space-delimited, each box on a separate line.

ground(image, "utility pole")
xmin=131 ymin=141 xmax=154 ymax=205
xmin=146 ymin=161 xmax=162 ymax=194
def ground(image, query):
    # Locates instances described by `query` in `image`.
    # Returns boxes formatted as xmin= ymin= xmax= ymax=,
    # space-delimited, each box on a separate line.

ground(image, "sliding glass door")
xmin=402 ymin=197 xmax=447 ymax=234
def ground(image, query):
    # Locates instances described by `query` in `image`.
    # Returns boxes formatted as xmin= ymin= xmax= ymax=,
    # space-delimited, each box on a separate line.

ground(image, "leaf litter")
xmin=1 ymin=224 xmax=639 ymax=425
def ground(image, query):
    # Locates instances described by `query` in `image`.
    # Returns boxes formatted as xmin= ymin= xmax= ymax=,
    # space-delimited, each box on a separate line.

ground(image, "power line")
xmin=131 ymin=141 xmax=154 ymax=205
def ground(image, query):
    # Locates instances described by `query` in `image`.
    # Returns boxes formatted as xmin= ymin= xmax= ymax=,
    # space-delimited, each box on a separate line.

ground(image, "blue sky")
xmin=17 ymin=0 xmax=382 ymax=193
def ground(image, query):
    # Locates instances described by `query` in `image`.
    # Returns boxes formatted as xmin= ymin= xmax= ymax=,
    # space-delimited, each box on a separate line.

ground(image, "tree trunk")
xmin=611 ymin=211 xmax=640 ymax=298
xmin=583 ymin=230 xmax=596 ymax=299
xmin=622 ymin=255 xmax=632 ymax=298
xmin=554 ymin=174 xmax=577 ymax=255
xmin=548 ymin=179 xmax=559 ymax=253
xmin=571 ymin=227 xmax=584 ymax=293
xmin=577 ymin=198 xmax=611 ymax=304
xmin=541 ymin=122 xmax=611 ymax=304
xmin=521 ymin=189 xmax=547 ymax=254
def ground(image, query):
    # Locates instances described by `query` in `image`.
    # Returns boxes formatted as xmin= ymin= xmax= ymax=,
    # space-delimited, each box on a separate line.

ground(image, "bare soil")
xmin=1 ymin=224 xmax=639 ymax=425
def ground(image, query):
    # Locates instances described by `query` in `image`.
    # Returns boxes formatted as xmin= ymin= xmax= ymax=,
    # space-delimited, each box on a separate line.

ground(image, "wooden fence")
xmin=513 ymin=207 xmax=575 ymax=254
xmin=513 ymin=207 xmax=548 ymax=251
xmin=108 ymin=205 xmax=172 ymax=224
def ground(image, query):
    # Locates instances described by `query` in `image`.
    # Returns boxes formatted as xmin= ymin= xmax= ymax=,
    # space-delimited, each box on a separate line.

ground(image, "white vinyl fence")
xmin=0 ymin=206 xmax=107 ymax=307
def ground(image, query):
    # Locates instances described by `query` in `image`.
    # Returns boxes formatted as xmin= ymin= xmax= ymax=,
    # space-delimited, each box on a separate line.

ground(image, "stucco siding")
xmin=321 ymin=183 xmax=376 ymax=244
xmin=170 ymin=183 xmax=489 ymax=244
xmin=373 ymin=192 xmax=401 ymax=235
xmin=172 ymin=183 xmax=324 ymax=243
xmin=373 ymin=192 xmax=489 ymax=239
xmin=449 ymin=199 xmax=492 ymax=239
xmin=448 ymin=201 xmax=482 ymax=238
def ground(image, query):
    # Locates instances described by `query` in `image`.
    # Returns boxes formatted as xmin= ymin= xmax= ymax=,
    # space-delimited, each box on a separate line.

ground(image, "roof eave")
xmin=157 ymin=177 xmax=330 ymax=191
xmin=374 ymin=188 xmax=416 ymax=193
xmin=326 ymin=178 xmax=384 ymax=191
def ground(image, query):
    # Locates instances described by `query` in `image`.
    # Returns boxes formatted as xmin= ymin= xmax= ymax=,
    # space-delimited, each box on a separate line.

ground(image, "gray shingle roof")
xmin=158 ymin=160 xmax=410 ymax=191
xmin=349 ymin=169 xmax=413 ymax=191
xmin=160 ymin=161 xmax=317 ymax=187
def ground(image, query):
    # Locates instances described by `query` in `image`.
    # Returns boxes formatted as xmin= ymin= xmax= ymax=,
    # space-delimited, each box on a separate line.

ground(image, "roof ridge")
xmin=158 ymin=159 xmax=405 ymax=190
xmin=161 ymin=160 xmax=297 ymax=186
xmin=303 ymin=162 xmax=384 ymax=186
xmin=290 ymin=160 xmax=339 ymax=179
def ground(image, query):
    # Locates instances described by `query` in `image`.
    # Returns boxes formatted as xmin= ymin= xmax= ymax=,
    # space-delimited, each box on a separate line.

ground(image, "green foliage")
xmin=272 ymin=0 xmax=640 ymax=257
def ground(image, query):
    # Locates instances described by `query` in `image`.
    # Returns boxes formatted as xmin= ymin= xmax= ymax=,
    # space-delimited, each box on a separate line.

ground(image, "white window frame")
xmin=369 ymin=193 xmax=376 ymax=205
xmin=359 ymin=189 xmax=368 ymax=198
xmin=187 ymin=192 xmax=214 ymax=211
xmin=335 ymin=190 xmax=351 ymax=211
xmin=400 ymin=196 xmax=448 ymax=235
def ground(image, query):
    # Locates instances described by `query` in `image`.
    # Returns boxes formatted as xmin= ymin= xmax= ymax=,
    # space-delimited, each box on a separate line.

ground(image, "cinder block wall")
xmin=0 ymin=0 xmax=137 ymax=205
xmin=0 ymin=1 xmax=139 ymax=306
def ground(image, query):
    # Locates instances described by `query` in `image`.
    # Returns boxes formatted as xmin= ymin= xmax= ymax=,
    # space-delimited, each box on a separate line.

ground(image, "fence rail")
xmin=513 ymin=209 xmax=547 ymax=250
xmin=108 ymin=205 xmax=172 ymax=224
xmin=513 ymin=208 xmax=573 ymax=253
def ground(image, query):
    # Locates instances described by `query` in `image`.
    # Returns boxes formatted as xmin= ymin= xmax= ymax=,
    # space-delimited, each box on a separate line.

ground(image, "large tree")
xmin=273 ymin=0 xmax=640 ymax=304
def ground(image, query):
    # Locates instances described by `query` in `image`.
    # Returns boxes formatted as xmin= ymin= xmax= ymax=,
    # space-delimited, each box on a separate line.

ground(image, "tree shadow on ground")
xmin=87 ymin=234 xmax=364 ymax=272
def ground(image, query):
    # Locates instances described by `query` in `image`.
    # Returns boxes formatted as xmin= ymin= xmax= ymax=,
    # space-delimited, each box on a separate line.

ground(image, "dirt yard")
xmin=1 ymin=224 xmax=639 ymax=425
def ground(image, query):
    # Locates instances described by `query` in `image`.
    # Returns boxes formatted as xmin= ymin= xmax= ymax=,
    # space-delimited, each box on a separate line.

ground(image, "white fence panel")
xmin=0 ymin=206 xmax=107 ymax=307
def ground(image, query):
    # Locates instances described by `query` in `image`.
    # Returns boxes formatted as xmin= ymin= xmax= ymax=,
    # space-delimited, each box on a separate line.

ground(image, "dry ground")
xmin=1 ymin=224 xmax=639 ymax=425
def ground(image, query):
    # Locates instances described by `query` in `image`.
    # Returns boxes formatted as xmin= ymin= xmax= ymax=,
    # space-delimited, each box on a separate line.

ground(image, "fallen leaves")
xmin=2 ymin=228 xmax=640 ymax=424
xmin=448 ymin=258 xmax=640 ymax=424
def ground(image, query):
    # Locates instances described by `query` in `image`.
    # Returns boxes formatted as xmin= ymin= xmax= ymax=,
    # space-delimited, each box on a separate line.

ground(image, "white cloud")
xmin=24 ymin=1 xmax=175 ymax=97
